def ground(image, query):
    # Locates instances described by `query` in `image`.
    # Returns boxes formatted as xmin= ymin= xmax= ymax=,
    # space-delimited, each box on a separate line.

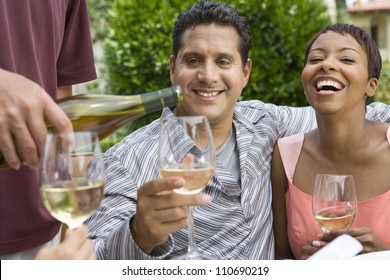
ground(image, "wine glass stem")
xmin=187 ymin=205 xmax=198 ymax=253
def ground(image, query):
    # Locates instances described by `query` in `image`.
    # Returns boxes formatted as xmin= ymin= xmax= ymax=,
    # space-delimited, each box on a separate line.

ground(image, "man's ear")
xmin=243 ymin=58 xmax=252 ymax=88
xmin=366 ymin=78 xmax=378 ymax=97
xmin=169 ymin=55 xmax=175 ymax=84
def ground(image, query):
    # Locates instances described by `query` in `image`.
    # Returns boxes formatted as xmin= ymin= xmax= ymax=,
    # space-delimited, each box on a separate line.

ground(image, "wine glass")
xmin=39 ymin=131 xmax=105 ymax=229
xmin=159 ymin=116 xmax=215 ymax=259
xmin=312 ymin=174 xmax=357 ymax=231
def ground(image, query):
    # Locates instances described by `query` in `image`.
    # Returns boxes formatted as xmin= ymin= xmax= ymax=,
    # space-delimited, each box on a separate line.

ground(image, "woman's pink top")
xmin=277 ymin=127 xmax=390 ymax=259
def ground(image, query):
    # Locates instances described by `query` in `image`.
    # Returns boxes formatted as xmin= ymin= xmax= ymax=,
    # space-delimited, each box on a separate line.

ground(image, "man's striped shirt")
xmin=85 ymin=101 xmax=390 ymax=260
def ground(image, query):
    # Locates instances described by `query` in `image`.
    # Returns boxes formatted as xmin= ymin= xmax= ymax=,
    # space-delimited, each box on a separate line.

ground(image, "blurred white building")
xmin=323 ymin=0 xmax=337 ymax=22
xmin=320 ymin=0 xmax=390 ymax=62
xmin=347 ymin=0 xmax=390 ymax=62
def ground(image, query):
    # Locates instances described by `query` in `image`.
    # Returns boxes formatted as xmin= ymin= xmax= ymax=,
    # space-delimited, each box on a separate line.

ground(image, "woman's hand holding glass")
xmin=312 ymin=174 xmax=357 ymax=231
xmin=301 ymin=174 xmax=358 ymax=259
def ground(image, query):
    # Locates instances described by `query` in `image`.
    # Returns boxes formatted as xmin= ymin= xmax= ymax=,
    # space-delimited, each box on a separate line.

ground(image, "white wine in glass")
xmin=160 ymin=165 xmax=214 ymax=195
xmin=39 ymin=131 xmax=105 ymax=229
xmin=159 ymin=116 xmax=215 ymax=259
xmin=312 ymin=174 xmax=357 ymax=231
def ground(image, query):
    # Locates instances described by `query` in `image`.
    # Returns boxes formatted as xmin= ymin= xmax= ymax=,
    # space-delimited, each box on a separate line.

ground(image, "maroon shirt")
xmin=0 ymin=0 xmax=96 ymax=255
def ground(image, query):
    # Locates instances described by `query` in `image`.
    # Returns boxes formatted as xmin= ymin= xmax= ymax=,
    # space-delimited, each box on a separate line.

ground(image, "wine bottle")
xmin=0 ymin=85 xmax=182 ymax=169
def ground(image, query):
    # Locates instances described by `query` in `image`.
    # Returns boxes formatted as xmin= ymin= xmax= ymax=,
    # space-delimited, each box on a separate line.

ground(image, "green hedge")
xmin=103 ymin=0 xmax=331 ymax=102
xmin=375 ymin=63 xmax=390 ymax=104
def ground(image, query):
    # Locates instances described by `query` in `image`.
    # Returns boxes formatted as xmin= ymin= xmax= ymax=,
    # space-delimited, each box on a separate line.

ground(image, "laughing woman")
xmin=271 ymin=23 xmax=390 ymax=260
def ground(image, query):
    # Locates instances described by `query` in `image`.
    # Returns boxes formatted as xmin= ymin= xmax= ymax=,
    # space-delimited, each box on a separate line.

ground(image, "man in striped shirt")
xmin=85 ymin=1 xmax=390 ymax=259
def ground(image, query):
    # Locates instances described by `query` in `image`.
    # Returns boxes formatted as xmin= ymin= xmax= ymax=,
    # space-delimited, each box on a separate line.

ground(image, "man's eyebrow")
xmin=218 ymin=52 xmax=235 ymax=60
xmin=181 ymin=51 xmax=203 ymax=59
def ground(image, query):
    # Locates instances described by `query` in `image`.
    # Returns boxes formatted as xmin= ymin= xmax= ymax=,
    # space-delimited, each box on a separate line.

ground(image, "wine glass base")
xmin=172 ymin=250 xmax=215 ymax=260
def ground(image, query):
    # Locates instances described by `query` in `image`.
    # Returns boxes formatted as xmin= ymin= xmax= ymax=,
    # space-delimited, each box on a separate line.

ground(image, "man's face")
xmin=170 ymin=23 xmax=251 ymax=127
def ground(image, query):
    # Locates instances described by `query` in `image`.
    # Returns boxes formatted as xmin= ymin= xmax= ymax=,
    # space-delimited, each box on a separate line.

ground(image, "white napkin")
xmin=308 ymin=234 xmax=363 ymax=260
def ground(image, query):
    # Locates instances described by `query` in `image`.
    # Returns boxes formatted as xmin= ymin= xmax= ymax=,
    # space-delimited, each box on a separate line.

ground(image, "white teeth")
xmin=316 ymin=80 xmax=343 ymax=90
xmin=198 ymin=91 xmax=218 ymax=97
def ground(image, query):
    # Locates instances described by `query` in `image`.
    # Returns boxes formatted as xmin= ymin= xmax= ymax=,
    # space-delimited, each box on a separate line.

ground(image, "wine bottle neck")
xmin=142 ymin=86 xmax=182 ymax=113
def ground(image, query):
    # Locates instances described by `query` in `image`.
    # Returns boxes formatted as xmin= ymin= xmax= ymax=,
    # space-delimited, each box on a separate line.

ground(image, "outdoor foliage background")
xmin=87 ymin=0 xmax=390 ymax=150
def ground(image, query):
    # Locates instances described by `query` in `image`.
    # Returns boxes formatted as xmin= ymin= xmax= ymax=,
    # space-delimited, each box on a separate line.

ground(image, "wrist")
xmin=129 ymin=216 xmax=154 ymax=254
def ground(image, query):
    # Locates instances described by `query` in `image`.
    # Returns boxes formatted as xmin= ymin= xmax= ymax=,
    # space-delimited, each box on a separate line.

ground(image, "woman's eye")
xmin=341 ymin=58 xmax=355 ymax=63
xmin=308 ymin=57 xmax=322 ymax=63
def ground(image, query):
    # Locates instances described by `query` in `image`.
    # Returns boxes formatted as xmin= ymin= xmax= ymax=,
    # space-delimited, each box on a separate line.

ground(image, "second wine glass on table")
xmin=159 ymin=116 xmax=215 ymax=260
xmin=312 ymin=174 xmax=357 ymax=231
xmin=39 ymin=131 xmax=105 ymax=229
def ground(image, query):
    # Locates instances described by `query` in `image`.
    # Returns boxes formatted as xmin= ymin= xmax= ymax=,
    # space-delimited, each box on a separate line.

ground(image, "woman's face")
xmin=301 ymin=31 xmax=377 ymax=115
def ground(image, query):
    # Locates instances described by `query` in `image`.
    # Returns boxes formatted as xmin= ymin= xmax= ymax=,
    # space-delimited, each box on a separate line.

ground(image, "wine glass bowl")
xmin=39 ymin=131 xmax=105 ymax=229
xmin=159 ymin=116 xmax=215 ymax=195
xmin=160 ymin=164 xmax=214 ymax=195
xmin=312 ymin=174 xmax=357 ymax=231
xmin=159 ymin=116 xmax=215 ymax=259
